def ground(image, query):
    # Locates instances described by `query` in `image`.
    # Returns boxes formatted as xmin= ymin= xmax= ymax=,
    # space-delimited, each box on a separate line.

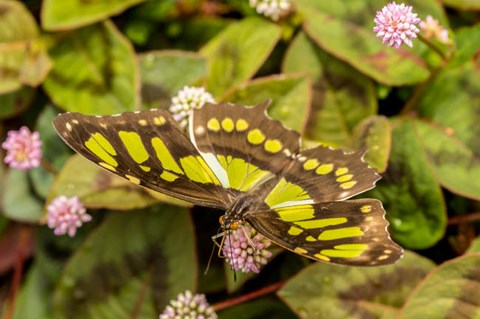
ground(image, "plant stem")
xmin=212 ymin=280 xmax=286 ymax=312
xmin=448 ymin=212 xmax=480 ymax=225
xmin=4 ymin=227 xmax=31 ymax=319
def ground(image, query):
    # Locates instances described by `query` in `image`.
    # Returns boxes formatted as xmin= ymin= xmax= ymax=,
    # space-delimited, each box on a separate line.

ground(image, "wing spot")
xmin=306 ymin=235 xmax=316 ymax=242
xmin=360 ymin=205 xmax=372 ymax=213
xmin=264 ymin=139 xmax=282 ymax=153
xmin=99 ymin=162 xmax=116 ymax=171
xmin=138 ymin=119 xmax=148 ymax=126
xmin=303 ymin=159 xmax=319 ymax=170
xmin=377 ymin=255 xmax=389 ymax=261
xmin=207 ymin=118 xmax=221 ymax=132
xmin=125 ymin=174 xmax=140 ymax=185
xmin=314 ymin=254 xmax=331 ymax=262
xmin=294 ymin=247 xmax=308 ymax=254
xmin=384 ymin=250 xmax=392 ymax=254
xmin=365 ymin=216 xmax=374 ymax=222
xmin=247 ymin=129 xmax=265 ymax=145
xmin=72 ymin=119 xmax=79 ymax=124
xmin=340 ymin=181 xmax=358 ymax=189
xmin=221 ymin=118 xmax=235 ymax=132
xmin=235 ymin=119 xmax=249 ymax=131
xmin=140 ymin=165 xmax=151 ymax=172
xmin=316 ymin=164 xmax=333 ymax=175
xmin=66 ymin=122 xmax=72 ymax=132
xmin=195 ymin=125 xmax=205 ymax=136
xmin=283 ymin=149 xmax=292 ymax=156
xmin=153 ymin=116 xmax=166 ymax=126
xmin=335 ymin=167 xmax=349 ymax=176
xmin=288 ymin=226 xmax=303 ymax=236
xmin=336 ymin=174 xmax=353 ymax=182
xmin=160 ymin=171 xmax=178 ymax=182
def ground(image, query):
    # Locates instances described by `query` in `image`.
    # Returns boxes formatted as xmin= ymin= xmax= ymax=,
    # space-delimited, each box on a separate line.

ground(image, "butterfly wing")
xmin=53 ymin=109 xmax=231 ymax=209
xmin=247 ymin=199 xmax=403 ymax=266
xmin=190 ymin=101 xmax=301 ymax=193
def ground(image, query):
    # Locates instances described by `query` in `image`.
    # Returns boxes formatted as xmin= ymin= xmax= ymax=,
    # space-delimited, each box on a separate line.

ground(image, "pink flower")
xmin=47 ymin=196 xmax=92 ymax=237
xmin=159 ymin=290 xmax=217 ymax=319
xmin=420 ymin=15 xmax=450 ymax=44
xmin=2 ymin=126 xmax=42 ymax=170
xmin=222 ymin=223 xmax=272 ymax=273
xmin=373 ymin=2 xmax=420 ymax=48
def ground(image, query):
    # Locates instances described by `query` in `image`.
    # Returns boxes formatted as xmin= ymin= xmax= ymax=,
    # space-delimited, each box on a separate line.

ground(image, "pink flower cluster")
xmin=373 ymin=2 xmax=420 ymax=48
xmin=47 ymin=196 xmax=92 ymax=237
xmin=2 ymin=126 xmax=42 ymax=170
xmin=222 ymin=223 xmax=272 ymax=273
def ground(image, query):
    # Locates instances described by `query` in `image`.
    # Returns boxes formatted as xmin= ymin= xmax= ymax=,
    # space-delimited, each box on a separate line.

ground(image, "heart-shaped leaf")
xmin=43 ymin=21 xmax=140 ymax=115
xmin=278 ymin=251 xmax=435 ymax=319
xmin=53 ymin=205 xmax=197 ymax=319
xmin=399 ymin=254 xmax=480 ymax=319
xmin=201 ymin=17 xmax=281 ymax=97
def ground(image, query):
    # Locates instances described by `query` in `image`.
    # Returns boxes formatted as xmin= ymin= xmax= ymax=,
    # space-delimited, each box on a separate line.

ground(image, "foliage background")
xmin=0 ymin=0 xmax=480 ymax=318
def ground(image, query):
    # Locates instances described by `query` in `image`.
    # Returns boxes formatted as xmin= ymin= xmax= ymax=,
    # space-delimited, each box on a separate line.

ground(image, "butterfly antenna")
xmin=205 ymin=227 xmax=223 ymax=275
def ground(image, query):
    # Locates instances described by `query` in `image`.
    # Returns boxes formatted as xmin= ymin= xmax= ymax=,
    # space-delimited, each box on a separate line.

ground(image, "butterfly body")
xmin=53 ymin=101 xmax=403 ymax=266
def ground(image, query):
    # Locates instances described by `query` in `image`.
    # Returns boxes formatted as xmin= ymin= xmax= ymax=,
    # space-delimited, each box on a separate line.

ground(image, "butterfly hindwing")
xmin=53 ymin=109 xmax=231 ymax=209
xmin=247 ymin=199 xmax=402 ymax=266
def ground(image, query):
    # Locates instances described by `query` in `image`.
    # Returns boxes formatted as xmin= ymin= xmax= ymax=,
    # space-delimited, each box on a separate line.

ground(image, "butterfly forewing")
xmin=190 ymin=101 xmax=300 ymax=192
xmin=247 ymin=199 xmax=402 ymax=266
xmin=53 ymin=109 xmax=230 ymax=209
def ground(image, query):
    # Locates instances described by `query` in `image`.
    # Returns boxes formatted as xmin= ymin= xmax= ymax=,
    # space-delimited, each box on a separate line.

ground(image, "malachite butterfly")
xmin=53 ymin=101 xmax=403 ymax=266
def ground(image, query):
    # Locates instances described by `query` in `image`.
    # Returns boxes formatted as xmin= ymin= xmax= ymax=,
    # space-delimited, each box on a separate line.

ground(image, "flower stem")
xmin=212 ymin=280 xmax=286 ymax=311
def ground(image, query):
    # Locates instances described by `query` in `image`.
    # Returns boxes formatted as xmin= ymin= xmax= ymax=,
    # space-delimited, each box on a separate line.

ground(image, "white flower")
xmin=159 ymin=290 xmax=217 ymax=319
xmin=169 ymin=86 xmax=215 ymax=130
xmin=249 ymin=0 xmax=291 ymax=21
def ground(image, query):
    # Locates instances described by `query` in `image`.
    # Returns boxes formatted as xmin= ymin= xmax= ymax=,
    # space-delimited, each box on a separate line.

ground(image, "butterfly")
xmin=53 ymin=100 xmax=403 ymax=266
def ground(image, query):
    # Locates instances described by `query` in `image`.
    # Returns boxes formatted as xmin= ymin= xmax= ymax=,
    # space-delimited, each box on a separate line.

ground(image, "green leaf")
xmin=139 ymin=51 xmax=207 ymax=108
xmin=442 ymin=0 xmax=480 ymax=10
xmin=30 ymin=105 xmax=71 ymax=199
xmin=399 ymin=254 xmax=480 ymax=319
xmin=295 ymin=0 xmax=430 ymax=86
xmin=48 ymin=154 xmax=166 ymax=210
xmin=352 ymin=116 xmax=392 ymax=173
xmin=2 ymin=169 xmax=44 ymax=222
xmin=0 ymin=0 xmax=38 ymax=42
xmin=450 ymin=24 xmax=480 ymax=68
xmin=222 ymin=74 xmax=311 ymax=133
xmin=414 ymin=120 xmax=480 ymax=200
xmin=467 ymin=237 xmax=480 ymax=254
xmin=416 ymin=63 xmax=480 ymax=200
xmin=0 ymin=86 xmax=35 ymax=119
xmin=53 ymin=205 xmax=197 ymax=319
xmin=367 ymin=118 xmax=446 ymax=249
xmin=200 ymin=17 xmax=281 ymax=97
xmin=278 ymin=251 xmax=435 ymax=319
xmin=0 ymin=1 xmax=51 ymax=94
xmin=12 ymin=262 xmax=54 ymax=319
xmin=43 ymin=21 xmax=140 ymax=115
xmin=417 ymin=63 xmax=480 ymax=154
xmin=41 ymin=0 xmax=145 ymax=31
xmin=283 ymin=32 xmax=377 ymax=146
